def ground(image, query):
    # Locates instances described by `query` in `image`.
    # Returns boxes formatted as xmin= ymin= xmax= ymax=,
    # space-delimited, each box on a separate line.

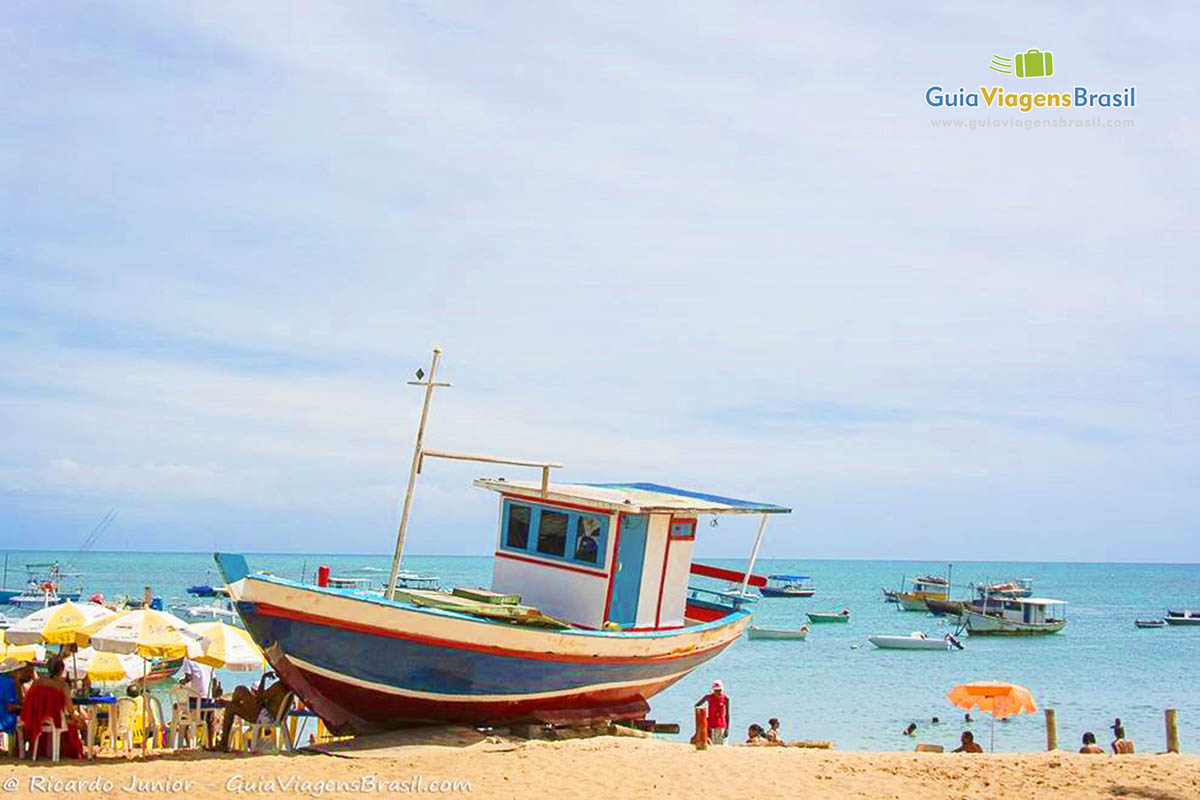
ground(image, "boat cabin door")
xmin=608 ymin=514 xmax=648 ymax=627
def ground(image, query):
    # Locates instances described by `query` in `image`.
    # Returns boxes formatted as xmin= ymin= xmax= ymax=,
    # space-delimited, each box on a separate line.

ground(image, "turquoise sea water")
xmin=4 ymin=552 xmax=1197 ymax=753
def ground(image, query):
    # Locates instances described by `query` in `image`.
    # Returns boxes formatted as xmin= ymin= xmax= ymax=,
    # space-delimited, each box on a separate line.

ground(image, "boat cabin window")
xmin=505 ymin=504 xmax=531 ymax=549
xmin=500 ymin=499 xmax=610 ymax=569
xmin=574 ymin=516 xmax=603 ymax=563
xmin=536 ymin=510 xmax=569 ymax=557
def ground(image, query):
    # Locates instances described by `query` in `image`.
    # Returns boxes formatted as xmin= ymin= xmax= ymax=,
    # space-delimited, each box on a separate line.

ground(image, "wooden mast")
xmin=740 ymin=514 xmax=769 ymax=596
xmin=386 ymin=348 xmax=450 ymax=600
xmin=384 ymin=349 xmax=561 ymax=600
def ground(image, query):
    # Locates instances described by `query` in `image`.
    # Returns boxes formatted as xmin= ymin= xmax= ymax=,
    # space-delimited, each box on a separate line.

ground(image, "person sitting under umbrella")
xmin=953 ymin=731 xmax=983 ymax=753
xmin=218 ymin=671 xmax=291 ymax=751
xmin=20 ymin=658 xmax=85 ymax=759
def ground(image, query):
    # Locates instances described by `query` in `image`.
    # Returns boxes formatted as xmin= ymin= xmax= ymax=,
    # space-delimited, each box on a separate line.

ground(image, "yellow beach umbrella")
xmin=65 ymin=647 xmax=148 ymax=684
xmin=77 ymin=608 xmax=205 ymax=659
xmin=5 ymin=601 xmax=116 ymax=646
xmin=192 ymin=621 xmax=265 ymax=672
xmin=0 ymin=631 xmax=45 ymax=662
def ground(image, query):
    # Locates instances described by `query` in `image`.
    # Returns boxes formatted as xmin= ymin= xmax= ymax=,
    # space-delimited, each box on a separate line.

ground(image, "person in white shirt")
xmin=180 ymin=659 xmax=214 ymax=699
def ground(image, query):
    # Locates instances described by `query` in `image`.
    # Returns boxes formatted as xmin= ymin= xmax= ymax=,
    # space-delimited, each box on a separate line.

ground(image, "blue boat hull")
xmin=220 ymin=559 xmax=748 ymax=733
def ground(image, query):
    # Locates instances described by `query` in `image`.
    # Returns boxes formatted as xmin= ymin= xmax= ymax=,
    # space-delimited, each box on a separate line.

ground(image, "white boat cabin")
xmin=981 ymin=597 xmax=1067 ymax=624
xmin=474 ymin=479 xmax=790 ymax=630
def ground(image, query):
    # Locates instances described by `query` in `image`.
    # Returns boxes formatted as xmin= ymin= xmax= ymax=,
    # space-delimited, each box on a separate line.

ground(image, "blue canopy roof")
xmin=473 ymin=478 xmax=791 ymax=515
xmin=584 ymin=482 xmax=791 ymax=514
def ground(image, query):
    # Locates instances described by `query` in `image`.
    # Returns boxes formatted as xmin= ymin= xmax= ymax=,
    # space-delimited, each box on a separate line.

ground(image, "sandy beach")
xmin=1 ymin=736 xmax=1197 ymax=799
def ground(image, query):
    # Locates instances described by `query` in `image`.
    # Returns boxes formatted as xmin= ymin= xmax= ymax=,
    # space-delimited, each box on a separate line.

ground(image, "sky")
xmin=1 ymin=3 xmax=1197 ymax=562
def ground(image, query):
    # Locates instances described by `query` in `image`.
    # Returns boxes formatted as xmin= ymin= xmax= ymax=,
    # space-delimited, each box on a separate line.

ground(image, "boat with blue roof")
xmin=759 ymin=574 xmax=814 ymax=598
xmin=215 ymin=349 xmax=790 ymax=732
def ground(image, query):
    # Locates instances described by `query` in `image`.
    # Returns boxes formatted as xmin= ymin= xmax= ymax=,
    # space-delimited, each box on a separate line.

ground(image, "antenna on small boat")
xmin=386 ymin=347 xmax=452 ymax=600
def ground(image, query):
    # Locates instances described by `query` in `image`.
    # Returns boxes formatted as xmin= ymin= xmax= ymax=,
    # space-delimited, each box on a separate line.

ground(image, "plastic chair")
xmin=146 ymin=695 xmax=167 ymax=749
xmin=30 ymin=712 xmax=68 ymax=762
xmin=13 ymin=720 xmax=25 ymax=758
xmin=97 ymin=699 xmax=137 ymax=755
xmin=167 ymin=687 xmax=209 ymax=750
xmin=244 ymin=692 xmax=295 ymax=753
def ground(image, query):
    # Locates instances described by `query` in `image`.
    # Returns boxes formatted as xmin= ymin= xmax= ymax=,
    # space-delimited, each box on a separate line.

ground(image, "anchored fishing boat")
xmin=759 ymin=574 xmax=814 ymax=598
xmin=1164 ymin=609 xmax=1200 ymax=626
xmin=1134 ymin=618 xmax=1166 ymax=629
xmin=807 ymin=609 xmax=850 ymax=623
xmin=894 ymin=573 xmax=951 ymax=612
xmin=974 ymin=578 xmax=1033 ymax=599
xmin=2 ymin=562 xmax=84 ymax=609
xmin=216 ymin=350 xmax=790 ymax=733
xmin=960 ymin=597 xmax=1067 ymax=636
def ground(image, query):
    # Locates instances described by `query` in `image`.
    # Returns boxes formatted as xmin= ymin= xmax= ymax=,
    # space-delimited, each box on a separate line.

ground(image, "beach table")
xmin=74 ymin=695 xmax=118 ymax=758
xmin=284 ymin=706 xmax=320 ymax=748
xmin=197 ymin=698 xmax=225 ymax=748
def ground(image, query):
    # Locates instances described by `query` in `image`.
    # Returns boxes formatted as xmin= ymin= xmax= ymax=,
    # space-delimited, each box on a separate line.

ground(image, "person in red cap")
xmin=695 ymin=680 xmax=730 ymax=744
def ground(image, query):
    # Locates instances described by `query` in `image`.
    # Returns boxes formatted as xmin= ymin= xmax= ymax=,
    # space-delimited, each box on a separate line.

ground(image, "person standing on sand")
xmin=953 ymin=731 xmax=983 ymax=753
xmin=695 ymin=680 xmax=730 ymax=745
xmin=1080 ymin=732 xmax=1105 ymax=754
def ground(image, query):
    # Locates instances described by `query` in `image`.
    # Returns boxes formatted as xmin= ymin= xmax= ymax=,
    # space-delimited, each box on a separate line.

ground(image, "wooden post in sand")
xmin=693 ymin=707 xmax=708 ymax=750
xmin=143 ymin=585 xmax=152 ymax=608
xmin=1044 ymin=708 xmax=1057 ymax=751
xmin=1165 ymin=709 xmax=1179 ymax=753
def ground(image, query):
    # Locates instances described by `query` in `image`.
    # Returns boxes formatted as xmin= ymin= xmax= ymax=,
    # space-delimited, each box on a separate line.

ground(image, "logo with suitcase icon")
xmin=989 ymin=49 xmax=1054 ymax=78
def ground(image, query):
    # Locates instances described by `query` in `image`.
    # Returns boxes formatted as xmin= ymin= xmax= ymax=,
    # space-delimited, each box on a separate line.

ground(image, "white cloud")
xmin=1 ymin=3 xmax=1197 ymax=559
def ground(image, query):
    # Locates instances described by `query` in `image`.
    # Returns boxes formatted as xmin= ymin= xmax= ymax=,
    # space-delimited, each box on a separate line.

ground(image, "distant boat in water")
xmin=1164 ymin=610 xmax=1200 ymax=626
xmin=974 ymin=578 xmax=1033 ymax=599
xmin=2 ymin=561 xmax=83 ymax=609
xmin=807 ymin=609 xmax=851 ymax=623
xmin=961 ymin=597 xmax=1067 ymax=636
xmin=759 ymin=574 xmax=814 ymax=598
xmin=868 ymin=632 xmax=963 ymax=650
xmin=748 ymin=624 xmax=809 ymax=640
xmin=894 ymin=574 xmax=950 ymax=612
xmin=1134 ymin=618 xmax=1166 ymax=628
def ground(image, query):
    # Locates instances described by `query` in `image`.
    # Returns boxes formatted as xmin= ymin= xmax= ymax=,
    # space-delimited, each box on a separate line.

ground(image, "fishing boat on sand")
xmin=960 ymin=597 xmax=1067 ymax=636
xmin=807 ymin=609 xmax=850 ymax=623
xmin=747 ymin=624 xmax=809 ymax=641
xmin=216 ymin=350 xmax=791 ymax=733
xmin=759 ymin=574 xmax=814 ymax=598
xmin=867 ymin=632 xmax=963 ymax=650
xmin=1164 ymin=610 xmax=1200 ymax=626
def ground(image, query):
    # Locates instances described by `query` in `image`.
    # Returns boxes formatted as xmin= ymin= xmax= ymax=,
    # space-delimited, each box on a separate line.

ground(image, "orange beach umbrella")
xmin=947 ymin=681 xmax=1037 ymax=751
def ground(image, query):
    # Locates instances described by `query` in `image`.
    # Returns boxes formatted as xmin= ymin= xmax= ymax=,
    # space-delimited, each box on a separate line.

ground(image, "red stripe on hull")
xmin=254 ymin=600 xmax=736 ymax=665
xmin=294 ymin=664 xmax=685 ymax=730
xmin=684 ymin=603 xmax=730 ymax=623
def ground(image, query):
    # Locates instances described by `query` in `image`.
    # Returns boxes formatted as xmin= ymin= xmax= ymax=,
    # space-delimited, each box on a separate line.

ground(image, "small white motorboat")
xmin=1164 ymin=610 xmax=1200 ymax=626
xmin=747 ymin=624 xmax=810 ymax=641
xmin=867 ymin=632 xmax=963 ymax=650
xmin=1135 ymin=618 xmax=1166 ymax=628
